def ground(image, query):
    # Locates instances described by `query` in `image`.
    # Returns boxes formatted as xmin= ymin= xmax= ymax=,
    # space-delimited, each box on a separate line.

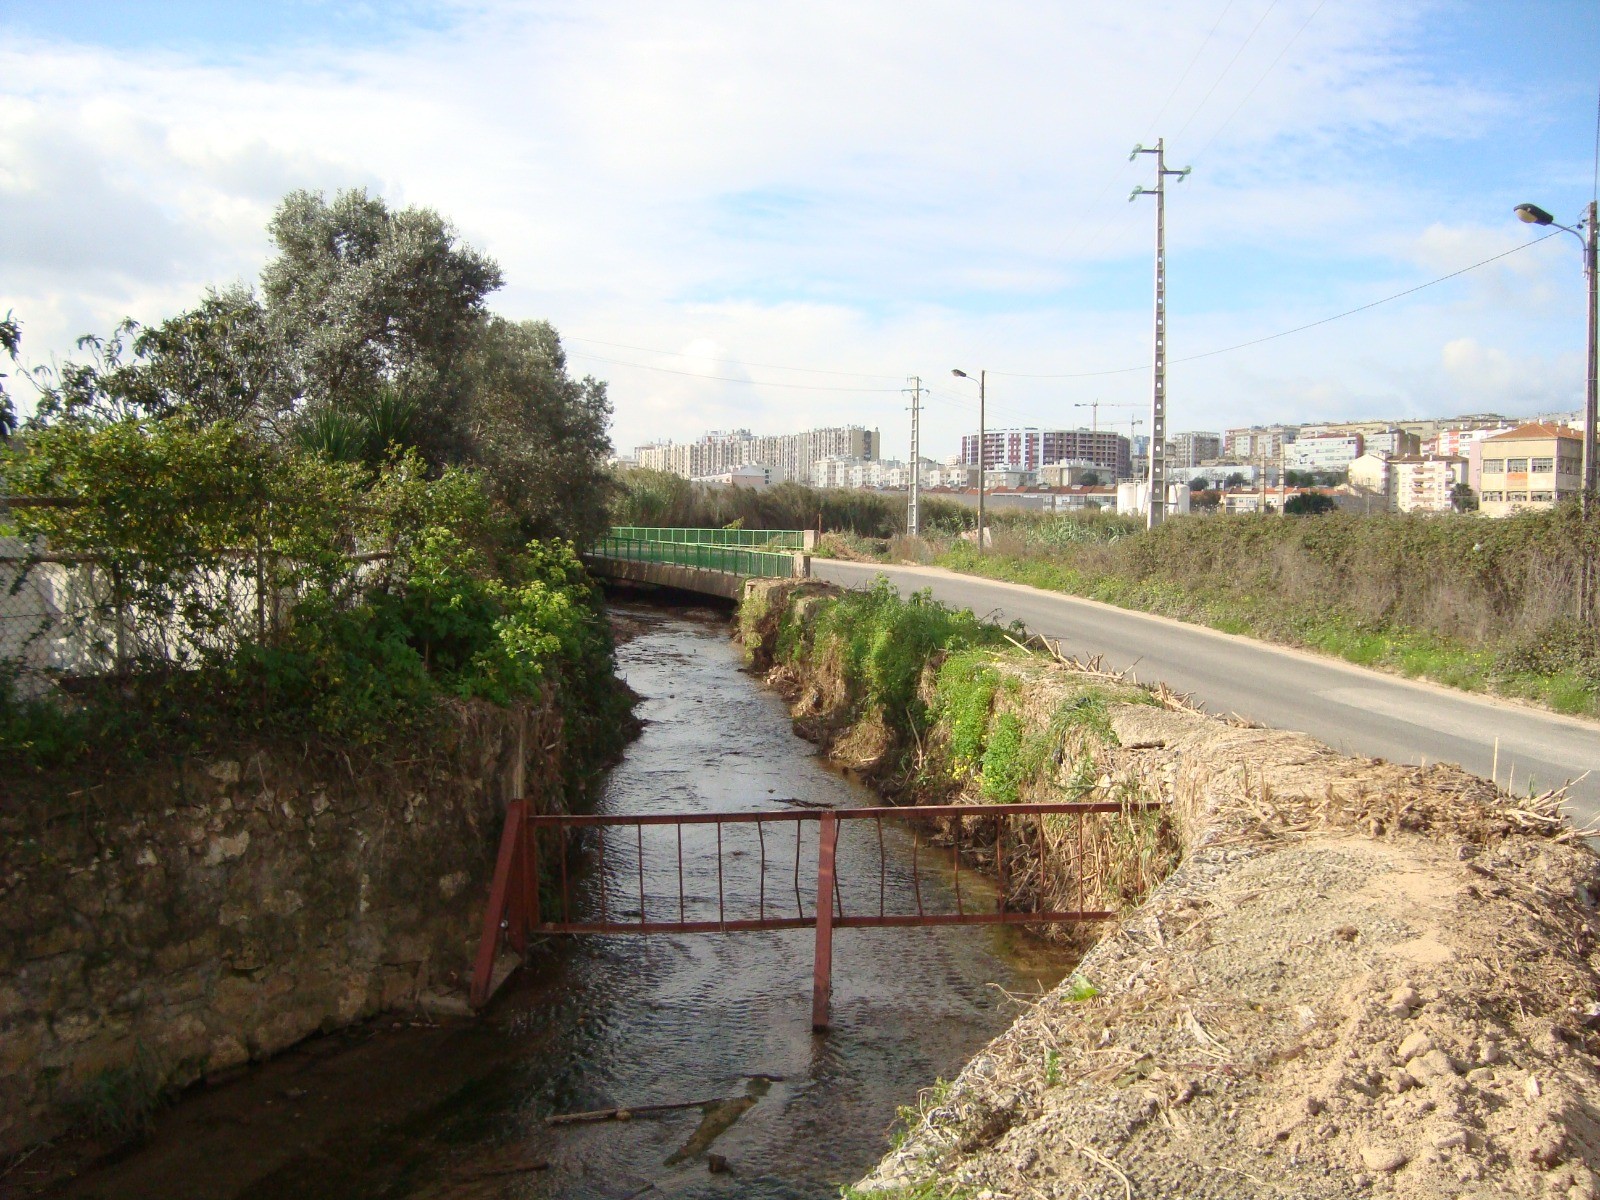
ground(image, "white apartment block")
xmin=636 ymin=425 xmax=879 ymax=483
xmin=1284 ymin=434 xmax=1363 ymax=472
xmin=1223 ymin=425 xmax=1297 ymax=461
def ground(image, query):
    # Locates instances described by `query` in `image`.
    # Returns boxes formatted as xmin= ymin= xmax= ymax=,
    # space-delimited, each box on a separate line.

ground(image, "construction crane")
xmin=1072 ymin=400 xmax=1141 ymax=433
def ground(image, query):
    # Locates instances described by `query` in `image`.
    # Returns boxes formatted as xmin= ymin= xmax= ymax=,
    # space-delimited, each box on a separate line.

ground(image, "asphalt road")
xmin=813 ymin=559 xmax=1600 ymax=826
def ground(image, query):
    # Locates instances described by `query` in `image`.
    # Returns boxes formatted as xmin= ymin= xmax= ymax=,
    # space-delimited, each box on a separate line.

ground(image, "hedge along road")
xmin=811 ymin=560 xmax=1600 ymax=827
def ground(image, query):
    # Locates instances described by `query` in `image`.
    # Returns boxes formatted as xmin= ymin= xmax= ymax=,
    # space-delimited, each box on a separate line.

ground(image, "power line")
xmin=1145 ymin=0 xmax=1239 ymax=136
xmin=1191 ymin=0 xmax=1327 ymax=163
xmin=1173 ymin=0 xmax=1283 ymax=142
xmin=990 ymin=231 xmax=1560 ymax=380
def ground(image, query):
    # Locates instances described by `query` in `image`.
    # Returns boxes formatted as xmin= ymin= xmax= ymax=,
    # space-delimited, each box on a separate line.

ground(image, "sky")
xmin=1 ymin=1 xmax=1597 ymax=463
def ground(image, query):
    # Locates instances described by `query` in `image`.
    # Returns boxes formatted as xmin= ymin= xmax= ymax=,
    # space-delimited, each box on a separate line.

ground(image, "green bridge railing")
xmin=592 ymin=528 xmax=807 ymax=579
xmin=607 ymin=526 xmax=806 ymax=550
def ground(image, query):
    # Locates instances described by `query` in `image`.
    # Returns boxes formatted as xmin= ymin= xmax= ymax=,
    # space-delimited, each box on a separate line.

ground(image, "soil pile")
xmin=858 ymin=703 xmax=1600 ymax=1199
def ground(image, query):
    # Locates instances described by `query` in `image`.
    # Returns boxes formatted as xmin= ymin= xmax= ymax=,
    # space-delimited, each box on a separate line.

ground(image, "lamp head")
xmin=1129 ymin=186 xmax=1148 ymax=203
xmin=951 ymin=368 xmax=969 ymax=379
xmin=1129 ymin=143 xmax=1146 ymax=161
xmin=1515 ymin=203 xmax=1555 ymax=226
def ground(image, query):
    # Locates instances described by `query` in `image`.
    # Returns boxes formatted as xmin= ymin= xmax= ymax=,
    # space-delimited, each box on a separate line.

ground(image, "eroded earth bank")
xmin=740 ymin=578 xmax=1600 ymax=1200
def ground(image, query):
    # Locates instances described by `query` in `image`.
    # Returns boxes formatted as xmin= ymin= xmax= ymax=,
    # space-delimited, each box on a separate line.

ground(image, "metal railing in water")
xmin=591 ymin=534 xmax=802 ymax=579
xmin=471 ymin=800 xmax=1163 ymax=1029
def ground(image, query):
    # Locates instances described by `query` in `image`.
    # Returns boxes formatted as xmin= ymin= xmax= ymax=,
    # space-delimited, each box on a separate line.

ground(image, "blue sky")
xmin=1 ymin=1 xmax=1596 ymax=458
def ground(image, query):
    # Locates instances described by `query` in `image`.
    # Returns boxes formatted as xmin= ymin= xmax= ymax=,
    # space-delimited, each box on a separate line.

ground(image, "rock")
xmin=415 ymin=991 xmax=474 ymax=1019
xmin=1529 ymin=1129 xmax=1566 ymax=1169
xmin=202 ymin=831 xmax=251 ymax=866
xmin=206 ymin=760 xmax=242 ymax=785
xmin=1388 ymin=985 xmax=1421 ymax=1016
xmin=1358 ymin=1142 xmax=1408 ymax=1173
xmin=1388 ymin=1071 xmax=1416 ymax=1093
xmin=1305 ymin=1096 xmax=1324 ymax=1116
xmin=1407 ymin=1049 xmax=1457 ymax=1082
xmin=1397 ymin=1031 xmax=1433 ymax=1061
xmin=1432 ymin=1126 xmax=1473 ymax=1150
xmin=707 ymin=1154 xmax=729 ymax=1173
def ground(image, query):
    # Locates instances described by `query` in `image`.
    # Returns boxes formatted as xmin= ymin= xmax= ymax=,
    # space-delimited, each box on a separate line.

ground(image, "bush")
xmin=0 ymin=420 xmax=626 ymax=775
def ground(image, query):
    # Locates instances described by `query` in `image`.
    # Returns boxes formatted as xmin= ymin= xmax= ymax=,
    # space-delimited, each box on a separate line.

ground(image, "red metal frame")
xmin=470 ymin=800 xmax=1161 ymax=1027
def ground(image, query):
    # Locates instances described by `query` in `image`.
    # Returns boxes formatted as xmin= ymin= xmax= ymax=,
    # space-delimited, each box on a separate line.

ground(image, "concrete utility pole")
xmin=905 ymin=376 xmax=923 ymax=536
xmin=1586 ymin=200 xmax=1598 ymax=514
xmin=1131 ymin=139 xmax=1191 ymax=530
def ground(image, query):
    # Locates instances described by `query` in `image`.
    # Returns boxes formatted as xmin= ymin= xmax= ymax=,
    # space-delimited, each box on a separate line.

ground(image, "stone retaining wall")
xmin=0 ymin=695 xmax=568 ymax=1155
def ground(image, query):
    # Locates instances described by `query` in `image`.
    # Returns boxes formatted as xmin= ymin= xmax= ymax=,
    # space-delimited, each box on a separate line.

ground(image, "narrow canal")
xmin=46 ymin=604 xmax=1069 ymax=1200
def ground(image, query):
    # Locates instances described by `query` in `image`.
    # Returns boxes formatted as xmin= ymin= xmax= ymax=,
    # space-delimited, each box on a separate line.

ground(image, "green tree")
xmin=1078 ymin=470 xmax=1103 ymax=487
xmin=460 ymin=317 xmax=614 ymax=543
xmin=1224 ymin=472 xmax=1248 ymax=489
xmin=262 ymin=188 xmax=503 ymax=465
xmin=1284 ymin=491 xmax=1337 ymax=515
xmin=1451 ymin=482 xmax=1479 ymax=513
xmin=0 ymin=312 xmax=20 ymax=439
xmin=1188 ymin=476 xmax=1209 ymax=492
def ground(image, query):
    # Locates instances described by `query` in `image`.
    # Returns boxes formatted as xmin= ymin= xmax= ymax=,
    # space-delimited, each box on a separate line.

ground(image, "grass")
xmin=932 ymin=537 xmax=1600 ymax=720
xmin=839 ymin=1183 xmax=974 ymax=1200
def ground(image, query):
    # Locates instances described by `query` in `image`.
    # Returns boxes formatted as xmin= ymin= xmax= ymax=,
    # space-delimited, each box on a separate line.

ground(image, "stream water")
xmin=44 ymin=604 xmax=1068 ymax=1200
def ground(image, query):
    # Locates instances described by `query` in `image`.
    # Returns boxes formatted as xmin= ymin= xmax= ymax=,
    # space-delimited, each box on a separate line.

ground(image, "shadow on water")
xmin=42 ymin=603 xmax=1072 ymax=1200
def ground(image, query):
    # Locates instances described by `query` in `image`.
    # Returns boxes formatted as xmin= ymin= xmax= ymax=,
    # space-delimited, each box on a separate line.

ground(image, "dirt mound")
xmin=859 ymin=702 xmax=1600 ymax=1199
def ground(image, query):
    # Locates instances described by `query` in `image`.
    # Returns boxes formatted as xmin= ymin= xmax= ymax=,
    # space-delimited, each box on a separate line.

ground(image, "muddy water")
xmin=47 ymin=606 xmax=1067 ymax=1200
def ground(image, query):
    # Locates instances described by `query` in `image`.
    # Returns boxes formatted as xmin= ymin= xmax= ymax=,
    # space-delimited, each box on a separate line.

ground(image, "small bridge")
xmin=584 ymin=527 xmax=814 ymax=598
xmin=471 ymin=799 xmax=1159 ymax=1030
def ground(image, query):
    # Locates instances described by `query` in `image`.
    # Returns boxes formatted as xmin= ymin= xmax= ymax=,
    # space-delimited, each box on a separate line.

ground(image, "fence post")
xmin=811 ymin=812 xmax=839 ymax=1032
xmin=109 ymin=561 xmax=129 ymax=678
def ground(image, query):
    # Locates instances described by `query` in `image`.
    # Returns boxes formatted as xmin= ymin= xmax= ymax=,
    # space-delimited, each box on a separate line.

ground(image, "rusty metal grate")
xmin=472 ymin=801 xmax=1162 ymax=1029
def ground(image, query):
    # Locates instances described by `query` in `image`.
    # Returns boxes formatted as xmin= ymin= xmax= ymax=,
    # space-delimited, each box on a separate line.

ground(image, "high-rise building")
xmin=960 ymin=427 xmax=1132 ymax=478
xmin=634 ymin=426 xmax=879 ymax=483
xmin=1169 ymin=431 xmax=1222 ymax=468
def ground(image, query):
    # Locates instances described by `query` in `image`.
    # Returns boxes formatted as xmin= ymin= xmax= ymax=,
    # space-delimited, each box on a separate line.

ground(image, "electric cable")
xmin=1191 ymin=0 xmax=1328 ymax=163
xmin=990 ymin=230 xmax=1560 ymax=380
xmin=1173 ymin=0 xmax=1283 ymax=143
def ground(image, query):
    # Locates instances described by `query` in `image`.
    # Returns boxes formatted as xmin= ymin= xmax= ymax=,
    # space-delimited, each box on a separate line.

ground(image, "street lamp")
xmin=951 ymin=368 xmax=986 ymax=552
xmin=1514 ymin=201 xmax=1598 ymax=514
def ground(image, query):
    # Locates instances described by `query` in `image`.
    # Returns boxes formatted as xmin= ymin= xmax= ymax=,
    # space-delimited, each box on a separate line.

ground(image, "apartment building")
xmin=1391 ymin=456 xmax=1468 ymax=513
xmin=636 ymin=425 xmax=879 ymax=483
xmin=959 ymin=428 xmax=1132 ymax=478
xmin=1477 ymin=423 xmax=1584 ymax=517
xmin=1168 ymin=431 xmax=1222 ymax=468
xmin=1365 ymin=429 xmax=1422 ymax=458
xmin=1223 ymin=425 xmax=1297 ymax=461
xmin=1284 ymin=434 xmax=1363 ymax=472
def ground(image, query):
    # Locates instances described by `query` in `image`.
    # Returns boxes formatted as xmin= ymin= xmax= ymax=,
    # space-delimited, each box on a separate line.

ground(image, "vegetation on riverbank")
xmin=1 ymin=188 xmax=632 ymax=788
xmin=740 ymin=579 xmax=1179 ymax=919
xmin=822 ymin=506 xmax=1600 ymax=718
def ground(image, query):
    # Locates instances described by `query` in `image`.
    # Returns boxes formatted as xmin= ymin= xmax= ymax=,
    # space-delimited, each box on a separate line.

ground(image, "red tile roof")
xmin=1483 ymin=422 xmax=1582 ymax=442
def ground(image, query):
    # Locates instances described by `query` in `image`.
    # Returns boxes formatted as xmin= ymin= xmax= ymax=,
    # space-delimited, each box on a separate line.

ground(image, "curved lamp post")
xmin=1514 ymin=201 xmax=1598 ymax=513
xmin=951 ymin=368 xmax=986 ymax=552
xmin=1516 ymin=200 xmax=1599 ymax=616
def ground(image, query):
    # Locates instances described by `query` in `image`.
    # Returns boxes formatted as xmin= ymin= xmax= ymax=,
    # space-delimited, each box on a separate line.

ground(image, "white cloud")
xmin=0 ymin=1 xmax=1590 ymax=454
